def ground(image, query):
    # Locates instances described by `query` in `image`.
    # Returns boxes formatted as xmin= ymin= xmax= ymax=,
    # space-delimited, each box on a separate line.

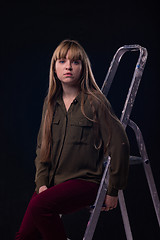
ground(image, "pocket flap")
xmin=70 ymin=118 xmax=92 ymax=127
xmin=53 ymin=117 xmax=60 ymax=125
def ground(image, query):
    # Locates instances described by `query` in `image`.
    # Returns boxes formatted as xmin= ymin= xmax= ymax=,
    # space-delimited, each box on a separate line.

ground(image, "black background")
xmin=0 ymin=1 xmax=160 ymax=239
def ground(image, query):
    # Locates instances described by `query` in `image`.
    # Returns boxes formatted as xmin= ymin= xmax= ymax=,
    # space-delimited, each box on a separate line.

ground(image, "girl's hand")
xmin=39 ymin=185 xmax=48 ymax=194
xmin=101 ymin=195 xmax=118 ymax=211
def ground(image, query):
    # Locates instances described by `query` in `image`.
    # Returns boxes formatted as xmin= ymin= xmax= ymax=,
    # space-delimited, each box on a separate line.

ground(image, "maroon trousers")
xmin=15 ymin=179 xmax=99 ymax=240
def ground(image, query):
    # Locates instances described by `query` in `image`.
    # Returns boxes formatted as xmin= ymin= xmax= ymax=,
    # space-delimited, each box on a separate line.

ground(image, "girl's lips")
xmin=64 ymin=73 xmax=72 ymax=75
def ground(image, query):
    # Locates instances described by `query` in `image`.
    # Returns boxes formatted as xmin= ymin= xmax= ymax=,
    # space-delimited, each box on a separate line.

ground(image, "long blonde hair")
xmin=40 ymin=39 xmax=112 ymax=163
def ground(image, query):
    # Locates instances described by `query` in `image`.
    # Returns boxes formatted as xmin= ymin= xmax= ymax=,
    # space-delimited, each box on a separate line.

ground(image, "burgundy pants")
xmin=15 ymin=179 xmax=99 ymax=240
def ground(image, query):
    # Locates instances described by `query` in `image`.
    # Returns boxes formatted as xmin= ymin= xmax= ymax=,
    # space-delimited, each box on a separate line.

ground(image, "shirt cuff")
xmin=107 ymin=185 xmax=118 ymax=196
xmin=35 ymin=176 xmax=49 ymax=193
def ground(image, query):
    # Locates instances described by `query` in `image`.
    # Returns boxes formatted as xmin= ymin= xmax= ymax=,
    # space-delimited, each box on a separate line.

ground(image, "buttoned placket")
xmin=50 ymin=98 xmax=78 ymax=184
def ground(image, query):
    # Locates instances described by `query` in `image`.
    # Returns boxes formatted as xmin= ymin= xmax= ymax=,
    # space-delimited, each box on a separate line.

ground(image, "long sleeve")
xmin=98 ymin=101 xmax=130 ymax=196
xmin=34 ymin=102 xmax=50 ymax=193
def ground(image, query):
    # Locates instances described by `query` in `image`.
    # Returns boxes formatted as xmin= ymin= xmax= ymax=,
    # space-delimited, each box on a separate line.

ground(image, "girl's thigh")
xmin=32 ymin=179 xmax=99 ymax=215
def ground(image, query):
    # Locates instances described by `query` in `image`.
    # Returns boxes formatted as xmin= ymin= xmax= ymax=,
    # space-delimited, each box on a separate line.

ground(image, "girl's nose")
xmin=65 ymin=60 xmax=72 ymax=70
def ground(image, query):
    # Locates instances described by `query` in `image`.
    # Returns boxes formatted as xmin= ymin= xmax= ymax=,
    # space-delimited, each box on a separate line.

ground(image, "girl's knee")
xmin=28 ymin=196 xmax=43 ymax=218
xmin=28 ymin=193 xmax=52 ymax=220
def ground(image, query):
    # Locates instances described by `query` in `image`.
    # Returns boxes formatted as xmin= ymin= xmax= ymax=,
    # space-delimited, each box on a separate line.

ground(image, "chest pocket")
xmin=68 ymin=117 xmax=93 ymax=144
xmin=52 ymin=117 xmax=61 ymax=143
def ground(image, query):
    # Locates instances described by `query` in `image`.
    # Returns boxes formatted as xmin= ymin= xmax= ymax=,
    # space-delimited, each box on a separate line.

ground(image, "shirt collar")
xmin=56 ymin=91 xmax=88 ymax=106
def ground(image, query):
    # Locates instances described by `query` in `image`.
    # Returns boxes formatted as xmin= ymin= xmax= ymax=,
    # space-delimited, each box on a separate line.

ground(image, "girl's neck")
xmin=62 ymin=84 xmax=80 ymax=100
xmin=61 ymin=84 xmax=80 ymax=111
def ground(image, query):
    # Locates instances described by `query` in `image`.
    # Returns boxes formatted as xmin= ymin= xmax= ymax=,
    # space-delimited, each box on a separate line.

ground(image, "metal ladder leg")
xmin=117 ymin=118 xmax=160 ymax=239
xmin=128 ymin=119 xmax=160 ymax=226
xmin=143 ymin=162 xmax=160 ymax=226
xmin=118 ymin=190 xmax=133 ymax=240
xmin=83 ymin=158 xmax=111 ymax=240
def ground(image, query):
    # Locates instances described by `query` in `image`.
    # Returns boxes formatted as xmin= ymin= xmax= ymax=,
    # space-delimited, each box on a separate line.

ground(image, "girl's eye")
xmin=73 ymin=60 xmax=80 ymax=65
xmin=59 ymin=59 xmax=65 ymax=63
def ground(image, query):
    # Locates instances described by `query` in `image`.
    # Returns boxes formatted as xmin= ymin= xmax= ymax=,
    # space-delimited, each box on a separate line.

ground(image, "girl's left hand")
xmin=101 ymin=195 xmax=118 ymax=211
xmin=39 ymin=185 xmax=48 ymax=194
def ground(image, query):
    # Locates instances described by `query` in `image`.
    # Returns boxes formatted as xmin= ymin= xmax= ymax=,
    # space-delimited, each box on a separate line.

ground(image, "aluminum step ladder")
xmin=83 ymin=45 xmax=160 ymax=240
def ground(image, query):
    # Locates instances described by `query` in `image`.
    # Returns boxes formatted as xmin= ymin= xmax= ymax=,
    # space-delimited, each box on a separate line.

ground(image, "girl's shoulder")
xmin=87 ymin=90 xmax=111 ymax=111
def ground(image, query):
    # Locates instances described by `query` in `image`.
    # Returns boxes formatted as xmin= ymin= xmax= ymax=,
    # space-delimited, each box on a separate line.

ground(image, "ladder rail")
xmin=128 ymin=119 xmax=160 ymax=226
xmin=83 ymin=45 xmax=159 ymax=240
xmin=101 ymin=45 xmax=147 ymax=98
xmin=101 ymin=45 xmax=148 ymax=240
xmin=118 ymin=190 xmax=133 ymax=240
xmin=84 ymin=45 xmax=147 ymax=240
xmin=83 ymin=158 xmax=111 ymax=240
xmin=120 ymin=47 xmax=148 ymax=128
xmin=101 ymin=45 xmax=148 ymax=129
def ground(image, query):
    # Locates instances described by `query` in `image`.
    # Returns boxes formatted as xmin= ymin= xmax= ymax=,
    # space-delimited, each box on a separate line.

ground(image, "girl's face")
xmin=55 ymin=50 xmax=82 ymax=87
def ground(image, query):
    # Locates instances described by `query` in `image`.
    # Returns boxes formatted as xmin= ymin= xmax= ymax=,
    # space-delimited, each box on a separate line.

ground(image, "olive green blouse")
xmin=35 ymin=92 xmax=130 ymax=196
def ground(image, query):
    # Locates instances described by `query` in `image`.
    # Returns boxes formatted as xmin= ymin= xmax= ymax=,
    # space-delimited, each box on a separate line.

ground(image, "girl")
xmin=16 ymin=39 xmax=129 ymax=240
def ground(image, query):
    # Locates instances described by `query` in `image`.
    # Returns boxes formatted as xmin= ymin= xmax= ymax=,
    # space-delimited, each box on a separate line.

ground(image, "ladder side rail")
xmin=118 ymin=190 xmax=133 ymax=240
xmin=83 ymin=45 xmax=148 ymax=240
xmin=83 ymin=157 xmax=111 ymax=240
xmin=101 ymin=47 xmax=126 ymax=96
xmin=120 ymin=47 xmax=148 ymax=128
xmin=128 ymin=119 xmax=160 ymax=226
xmin=116 ymin=47 xmax=147 ymax=240
xmin=128 ymin=119 xmax=149 ymax=163
xmin=100 ymin=45 xmax=147 ymax=240
xmin=101 ymin=45 xmax=146 ymax=97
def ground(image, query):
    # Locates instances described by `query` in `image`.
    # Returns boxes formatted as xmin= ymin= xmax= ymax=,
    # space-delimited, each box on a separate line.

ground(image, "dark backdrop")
xmin=0 ymin=1 xmax=160 ymax=239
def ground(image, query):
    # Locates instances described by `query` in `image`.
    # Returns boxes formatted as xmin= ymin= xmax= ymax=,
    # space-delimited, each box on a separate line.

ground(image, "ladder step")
xmin=129 ymin=155 xmax=143 ymax=165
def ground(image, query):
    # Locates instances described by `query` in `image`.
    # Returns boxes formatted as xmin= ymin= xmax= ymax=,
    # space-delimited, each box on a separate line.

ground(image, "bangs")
xmin=54 ymin=41 xmax=84 ymax=61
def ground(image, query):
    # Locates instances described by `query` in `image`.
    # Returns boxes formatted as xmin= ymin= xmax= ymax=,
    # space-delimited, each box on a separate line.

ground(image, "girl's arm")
xmin=99 ymin=101 xmax=130 ymax=197
xmin=34 ymin=102 xmax=50 ymax=193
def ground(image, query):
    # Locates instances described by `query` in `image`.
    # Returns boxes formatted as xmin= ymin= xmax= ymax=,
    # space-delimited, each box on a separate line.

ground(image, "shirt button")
xmin=73 ymin=99 xmax=78 ymax=104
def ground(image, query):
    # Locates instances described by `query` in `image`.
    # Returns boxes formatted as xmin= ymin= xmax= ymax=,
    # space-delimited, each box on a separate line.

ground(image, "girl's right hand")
xmin=39 ymin=185 xmax=48 ymax=193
